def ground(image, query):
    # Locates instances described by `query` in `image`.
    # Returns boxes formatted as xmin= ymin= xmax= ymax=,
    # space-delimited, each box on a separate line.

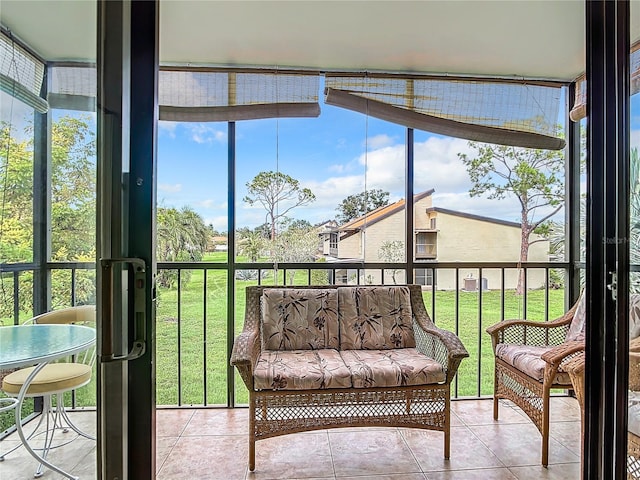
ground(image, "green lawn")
xmin=151 ymin=261 xmax=567 ymax=405
xmin=1 ymin=259 xmax=569 ymax=432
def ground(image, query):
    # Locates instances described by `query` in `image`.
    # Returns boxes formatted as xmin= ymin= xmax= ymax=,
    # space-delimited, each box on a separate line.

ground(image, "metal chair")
xmin=0 ymin=305 xmax=95 ymax=478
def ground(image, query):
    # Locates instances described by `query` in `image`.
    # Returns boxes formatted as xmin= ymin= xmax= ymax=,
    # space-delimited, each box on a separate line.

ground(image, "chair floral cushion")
xmin=495 ymin=344 xmax=571 ymax=384
xmin=262 ymin=289 xmax=339 ymax=351
xmin=253 ymin=349 xmax=352 ymax=391
xmin=340 ymin=349 xmax=445 ymax=388
xmin=338 ymin=286 xmax=415 ymax=350
xmin=631 ymin=337 xmax=640 ymax=391
xmin=630 ymin=391 xmax=640 ymax=437
xmin=566 ymin=289 xmax=587 ymax=342
xmin=630 ymin=294 xmax=640 ymax=341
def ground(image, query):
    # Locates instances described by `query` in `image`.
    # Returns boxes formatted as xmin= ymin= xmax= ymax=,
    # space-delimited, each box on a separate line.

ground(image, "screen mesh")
xmin=0 ymin=32 xmax=47 ymax=112
xmin=325 ymin=75 xmax=564 ymax=150
xmin=570 ymin=42 xmax=640 ymax=122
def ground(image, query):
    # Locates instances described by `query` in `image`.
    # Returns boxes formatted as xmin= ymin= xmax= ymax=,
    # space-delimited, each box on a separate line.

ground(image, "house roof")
xmin=425 ymin=207 xmax=522 ymax=228
xmin=339 ymin=190 xmax=434 ymax=232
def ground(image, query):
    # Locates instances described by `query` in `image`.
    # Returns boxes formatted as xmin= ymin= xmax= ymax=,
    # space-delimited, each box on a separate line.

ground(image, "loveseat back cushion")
xmin=338 ymin=286 xmax=415 ymax=350
xmin=253 ymin=349 xmax=352 ymax=391
xmin=566 ymin=289 xmax=587 ymax=342
xmin=262 ymin=288 xmax=339 ymax=351
xmin=340 ymin=349 xmax=445 ymax=388
xmin=495 ymin=344 xmax=571 ymax=384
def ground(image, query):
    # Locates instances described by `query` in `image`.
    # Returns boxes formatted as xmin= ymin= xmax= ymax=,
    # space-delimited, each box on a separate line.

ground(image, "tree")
xmin=0 ymin=116 xmax=98 ymax=317
xmin=237 ymin=229 xmax=266 ymax=263
xmin=243 ymin=171 xmax=315 ymax=241
xmin=272 ymin=223 xmax=320 ymax=284
xmin=336 ymin=189 xmax=390 ymax=224
xmin=156 ymin=206 xmax=210 ymax=288
xmin=379 ymin=240 xmax=405 ymax=284
xmin=459 ymin=141 xmax=564 ymax=294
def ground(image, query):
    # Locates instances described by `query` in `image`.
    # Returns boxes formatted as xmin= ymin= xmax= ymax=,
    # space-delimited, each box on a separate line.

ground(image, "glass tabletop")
xmin=0 ymin=324 xmax=96 ymax=370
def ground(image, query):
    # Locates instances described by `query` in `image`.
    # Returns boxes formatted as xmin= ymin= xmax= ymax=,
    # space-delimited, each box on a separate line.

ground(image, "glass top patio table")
xmin=0 ymin=324 xmax=96 ymax=480
xmin=0 ymin=324 xmax=96 ymax=370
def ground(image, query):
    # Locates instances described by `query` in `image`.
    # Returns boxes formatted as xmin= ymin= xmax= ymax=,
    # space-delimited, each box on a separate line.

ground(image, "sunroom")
xmin=0 ymin=1 xmax=638 ymax=479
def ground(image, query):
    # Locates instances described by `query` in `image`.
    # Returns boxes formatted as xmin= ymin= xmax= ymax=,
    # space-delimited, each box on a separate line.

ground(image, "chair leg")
xmin=493 ymin=368 xmax=499 ymax=420
xmin=249 ymin=394 xmax=256 ymax=471
xmin=444 ymin=393 xmax=450 ymax=459
xmin=541 ymin=389 xmax=551 ymax=467
xmin=57 ymin=394 xmax=95 ymax=441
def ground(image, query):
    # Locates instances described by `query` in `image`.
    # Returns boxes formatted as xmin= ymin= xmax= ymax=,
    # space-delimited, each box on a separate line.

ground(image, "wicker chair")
xmin=486 ymin=292 xmax=585 ymax=467
xmin=628 ymin=337 xmax=640 ymax=479
xmin=564 ymin=337 xmax=640 ymax=479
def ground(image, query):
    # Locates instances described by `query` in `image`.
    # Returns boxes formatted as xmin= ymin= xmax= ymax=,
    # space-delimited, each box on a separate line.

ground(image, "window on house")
xmin=329 ymin=232 xmax=338 ymax=251
xmin=415 ymin=268 xmax=435 ymax=286
xmin=415 ymin=231 xmax=437 ymax=258
xmin=430 ymin=217 xmax=436 ymax=230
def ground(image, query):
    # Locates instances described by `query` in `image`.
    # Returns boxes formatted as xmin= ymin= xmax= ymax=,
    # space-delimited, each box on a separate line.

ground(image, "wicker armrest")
xmin=230 ymin=331 xmax=259 ymax=366
xmin=413 ymin=320 xmax=469 ymax=384
xmin=486 ymin=317 xmax=571 ymax=350
xmin=540 ymin=340 xmax=584 ymax=369
xmin=230 ymin=331 xmax=260 ymax=391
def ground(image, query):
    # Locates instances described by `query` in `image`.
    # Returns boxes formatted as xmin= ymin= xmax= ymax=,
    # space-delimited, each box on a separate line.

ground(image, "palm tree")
xmin=156 ymin=206 xmax=210 ymax=287
xmin=548 ymin=147 xmax=640 ymax=291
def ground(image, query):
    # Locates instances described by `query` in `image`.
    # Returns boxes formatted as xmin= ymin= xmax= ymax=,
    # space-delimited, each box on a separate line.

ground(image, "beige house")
xmin=324 ymin=190 xmax=549 ymax=290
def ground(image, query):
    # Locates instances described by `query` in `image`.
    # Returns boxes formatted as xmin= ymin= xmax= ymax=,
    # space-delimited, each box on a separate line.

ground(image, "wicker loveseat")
xmin=230 ymin=284 xmax=469 ymax=471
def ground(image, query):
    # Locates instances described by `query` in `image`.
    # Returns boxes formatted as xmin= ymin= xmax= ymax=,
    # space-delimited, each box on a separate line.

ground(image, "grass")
xmin=2 ymin=256 xmax=569 ymax=432
xmin=151 ymin=259 xmax=567 ymax=405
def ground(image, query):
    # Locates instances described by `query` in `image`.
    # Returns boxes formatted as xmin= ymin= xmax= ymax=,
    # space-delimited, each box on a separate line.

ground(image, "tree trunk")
xmin=517 ymin=216 xmax=530 ymax=295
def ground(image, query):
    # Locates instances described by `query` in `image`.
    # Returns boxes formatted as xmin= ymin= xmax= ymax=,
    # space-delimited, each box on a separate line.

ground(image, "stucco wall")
xmin=424 ymin=211 xmax=549 ymax=290
xmin=334 ymin=196 xmax=550 ymax=290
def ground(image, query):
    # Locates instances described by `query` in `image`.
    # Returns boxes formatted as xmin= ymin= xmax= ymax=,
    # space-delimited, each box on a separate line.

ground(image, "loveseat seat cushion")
xmin=340 ymin=348 xmax=445 ymax=388
xmin=262 ymin=289 xmax=339 ymax=350
xmin=338 ymin=286 xmax=416 ymax=350
xmin=495 ymin=344 xmax=571 ymax=384
xmin=253 ymin=349 xmax=352 ymax=390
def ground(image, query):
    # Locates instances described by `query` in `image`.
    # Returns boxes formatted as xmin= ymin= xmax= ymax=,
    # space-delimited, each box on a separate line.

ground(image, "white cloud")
xmin=365 ymin=134 xmax=395 ymax=149
xmin=354 ymin=136 xmax=473 ymax=194
xmin=299 ymin=136 xmax=474 ymax=214
xmin=197 ymin=199 xmax=228 ymax=209
xmin=204 ymin=215 xmax=228 ymax=231
xmin=158 ymin=183 xmax=182 ymax=193
xmin=433 ymin=192 xmax=521 ymax=222
xmin=188 ymin=124 xmax=226 ymax=144
xmin=158 ymin=121 xmax=178 ymax=138
xmin=632 ymin=129 xmax=640 ymax=150
xmin=433 ymin=191 xmax=564 ymax=224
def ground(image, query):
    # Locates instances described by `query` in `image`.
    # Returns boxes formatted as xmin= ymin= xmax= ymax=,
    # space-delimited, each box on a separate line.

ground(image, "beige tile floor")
xmin=0 ymin=398 xmax=581 ymax=480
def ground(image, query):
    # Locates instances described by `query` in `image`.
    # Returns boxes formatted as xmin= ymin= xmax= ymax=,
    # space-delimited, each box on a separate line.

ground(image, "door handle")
xmin=100 ymin=257 xmax=147 ymax=362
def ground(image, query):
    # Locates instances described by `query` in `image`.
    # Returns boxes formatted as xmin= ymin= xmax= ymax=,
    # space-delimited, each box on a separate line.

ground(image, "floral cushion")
xmin=253 ymin=349 xmax=352 ymax=391
xmin=338 ymin=286 xmax=415 ymax=350
xmin=495 ymin=344 xmax=571 ymax=384
xmin=631 ymin=337 xmax=640 ymax=391
xmin=340 ymin=349 xmax=445 ymax=388
xmin=262 ymin=289 xmax=339 ymax=351
xmin=566 ymin=290 xmax=587 ymax=342
xmin=630 ymin=294 xmax=640 ymax=341
xmin=630 ymin=391 xmax=640 ymax=437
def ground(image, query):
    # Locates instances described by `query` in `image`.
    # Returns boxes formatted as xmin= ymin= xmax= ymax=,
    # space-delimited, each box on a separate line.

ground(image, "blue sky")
xmin=2 ymin=89 xmax=640 ymax=233
xmin=156 ymin=91 xmax=640 ymax=232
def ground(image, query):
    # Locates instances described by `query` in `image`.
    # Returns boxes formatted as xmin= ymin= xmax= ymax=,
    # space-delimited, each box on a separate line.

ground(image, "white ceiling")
xmin=1 ymin=1 xmax=639 ymax=82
